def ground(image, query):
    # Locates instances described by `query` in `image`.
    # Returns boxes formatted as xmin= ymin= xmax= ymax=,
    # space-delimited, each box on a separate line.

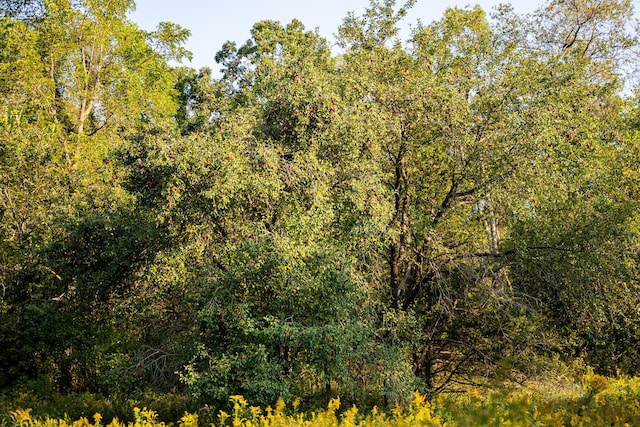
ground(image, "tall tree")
xmin=0 ymin=0 xmax=191 ymax=390
xmin=333 ymin=0 xmax=640 ymax=390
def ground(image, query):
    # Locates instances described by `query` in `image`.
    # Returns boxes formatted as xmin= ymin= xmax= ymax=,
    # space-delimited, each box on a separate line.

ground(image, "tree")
xmin=170 ymin=0 xmax=640 ymax=401
xmin=503 ymin=0 xmax=640 ymax=375
xmin=331 ymin=0 xmax=640 ymax=391
xmin=111 ymin=18 xmax=389 ymax=406
xmin=0 ymin=0 xmax=190 ymax=391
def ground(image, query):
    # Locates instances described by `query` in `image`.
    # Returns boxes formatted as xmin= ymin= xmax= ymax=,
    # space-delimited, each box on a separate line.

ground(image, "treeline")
xmin=2 ymin=0 xmax=640 ymax=409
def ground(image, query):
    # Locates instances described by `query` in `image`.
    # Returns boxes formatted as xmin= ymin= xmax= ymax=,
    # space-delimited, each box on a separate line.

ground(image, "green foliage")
xmin=5 ymin=376 xmax=640 ymax=426
xmin=0 ymin=385 xmax=189 ymax=425
xmin=0 ymin=0 xmax=189 ymax=393
xmin=3 ymin=0 xmax=640 ymax=412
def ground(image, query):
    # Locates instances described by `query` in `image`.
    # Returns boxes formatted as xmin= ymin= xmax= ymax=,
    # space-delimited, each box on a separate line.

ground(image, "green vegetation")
xmin=2 ymin=0 xmax=640 ymax=421
xmin=3 ymin=375 xmax=640 ymax=426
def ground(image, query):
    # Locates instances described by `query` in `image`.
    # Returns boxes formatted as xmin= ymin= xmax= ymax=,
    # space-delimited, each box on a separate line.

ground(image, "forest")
xmin=2 ymin=0 xmax=640 ymax=422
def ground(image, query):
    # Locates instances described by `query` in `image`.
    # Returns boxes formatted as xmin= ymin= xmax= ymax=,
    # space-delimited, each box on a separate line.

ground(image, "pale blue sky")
xmin=128 ymin=0 xmax=541 ymax=73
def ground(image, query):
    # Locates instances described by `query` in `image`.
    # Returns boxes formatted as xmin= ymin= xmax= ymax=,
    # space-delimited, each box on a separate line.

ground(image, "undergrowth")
xmin=3 ymin=373 xmax=640 ymax=426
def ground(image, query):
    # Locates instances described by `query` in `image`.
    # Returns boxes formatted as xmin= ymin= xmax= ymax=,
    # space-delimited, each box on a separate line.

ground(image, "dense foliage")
xmin=2 ymin=0 xmax=640 ymax=413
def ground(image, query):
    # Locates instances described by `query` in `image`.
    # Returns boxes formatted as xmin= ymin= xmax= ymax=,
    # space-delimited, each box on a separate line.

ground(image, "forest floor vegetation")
xmin=2 ymin=372 xmax=640 ymax=426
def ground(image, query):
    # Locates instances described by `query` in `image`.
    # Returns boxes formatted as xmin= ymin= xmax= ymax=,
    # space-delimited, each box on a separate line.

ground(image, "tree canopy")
xmin=2 ymin=0 xmax=640 ymax=410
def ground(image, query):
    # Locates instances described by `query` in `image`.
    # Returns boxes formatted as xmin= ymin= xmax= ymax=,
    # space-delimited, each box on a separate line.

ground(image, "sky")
xmin=128 ymin=0 xmax=541 ymax=74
